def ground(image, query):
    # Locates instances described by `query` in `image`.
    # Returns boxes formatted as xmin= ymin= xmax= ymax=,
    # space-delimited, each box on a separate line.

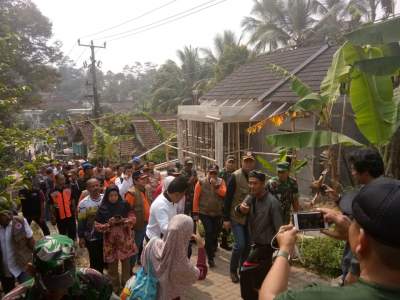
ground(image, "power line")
xmin=74 ymin=48 xmax=88 ymax=65
xmin=95 ymin=0 xmax=225 ymax=42
xmin=79 ymin=0 xmax=178 ymax=39
xmin=64 ymin=44 xmax=77 ymax=59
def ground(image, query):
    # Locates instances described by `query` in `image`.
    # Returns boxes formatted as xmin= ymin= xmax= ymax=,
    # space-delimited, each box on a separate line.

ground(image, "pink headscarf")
xmin=141 ymin=214 xmax=199 ymax=300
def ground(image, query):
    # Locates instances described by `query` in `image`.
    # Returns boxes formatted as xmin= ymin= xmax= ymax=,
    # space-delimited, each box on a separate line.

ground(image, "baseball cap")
xmin=132 ymin=156 xmax=141 ymax=164
xmin=82 ymin=162 xmax=94 ymax=170
xmin=242 ymin=152 xmax=255 ymax=161
xmin=184 ymin=157 xmax=194 ymax=165
xmin=226 ymin=155 xmax=236 ymax=162
xmin=352 ymin=177 xmax=400 ymax=248
xmin=277 ymin=162 xmax=290 ymax=172
xmin=132 ymin=169 xmax=149 ymax=180
xmin=208 ymin=164 xmax=219 ymax=172
xmin=167 ymin=167 xmax=181 ymax=176
xmin=249 ymin=170 xmax=266 ymax=181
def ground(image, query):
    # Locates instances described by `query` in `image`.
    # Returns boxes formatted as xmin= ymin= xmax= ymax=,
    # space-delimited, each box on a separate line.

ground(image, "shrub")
xmin=297 ymin=236 xmax=345 ymax=278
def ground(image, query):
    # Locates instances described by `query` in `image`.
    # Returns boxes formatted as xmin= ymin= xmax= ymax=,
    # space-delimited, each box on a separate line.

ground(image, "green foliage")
xmin=257 ymin=148 xmax=308 ymax=176
xmin=354 ymin=56 xmax=400 ymax=76
xmin=141 ymin=112 xmax=167 ymax=141
xmin=298 ymin=236 xmax=345 ymax=277
xmin=146 ymin=149 xmax=166 ymax=164
xmin=0 ymin=0 xmax=61 ymax=121
xmin=89 ymin=120 xmax=133 ymax=163
xmin=320 ymin=43 xmax=350 ymax=105
xmin=269 ymin=64 xmax=313 ymax=98
xmin=266 ymin=130 xmax=363 ymax=148
xmin=344 ymin=15 xmax=400 ymax=44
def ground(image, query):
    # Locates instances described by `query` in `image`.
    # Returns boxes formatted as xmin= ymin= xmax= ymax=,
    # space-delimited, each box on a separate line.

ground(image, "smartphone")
xmin=292 ymin=212 xmax=328 ymax=231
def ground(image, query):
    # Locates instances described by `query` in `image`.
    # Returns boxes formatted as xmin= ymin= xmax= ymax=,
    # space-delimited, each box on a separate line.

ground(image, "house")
xmin=67 ymin=114 xmax=177 ymax=162
xmin=177 ymin=44 xmax=364 ymax=193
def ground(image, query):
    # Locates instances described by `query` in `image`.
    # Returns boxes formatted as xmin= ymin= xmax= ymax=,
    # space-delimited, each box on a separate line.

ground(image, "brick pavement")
xmin=34 ymin=223 xmax=329 ymax=299
xmin=184 ymin=247 xmax=328 ymax=300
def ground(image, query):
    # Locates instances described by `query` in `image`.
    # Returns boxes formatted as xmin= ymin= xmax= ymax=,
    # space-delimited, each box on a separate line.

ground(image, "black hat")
xmin=167 ymin=167 xmax=181 ymax=176
xmin=352 ymin=178 xmax=400 ymax=248
xmin=248 ymin=170 xmax=266 ymax=182
xmin=132 ymin=169 xmax=149 ymax=180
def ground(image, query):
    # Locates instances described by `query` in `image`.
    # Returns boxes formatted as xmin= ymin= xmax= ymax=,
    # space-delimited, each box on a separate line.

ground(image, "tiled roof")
xmin=132 ymin=116 xmax=177 ymax=149
xmin=200 ymin=44 xmax=337 ymax=104
xmin=119 ymin=139 xmax=144 ymax=159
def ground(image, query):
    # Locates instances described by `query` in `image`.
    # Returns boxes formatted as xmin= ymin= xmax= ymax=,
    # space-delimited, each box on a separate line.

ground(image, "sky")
xmin=32 ymin=0 xmax=254 ymax=72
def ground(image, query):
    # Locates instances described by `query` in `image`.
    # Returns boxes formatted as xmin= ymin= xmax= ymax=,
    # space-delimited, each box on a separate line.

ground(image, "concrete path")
xmin=184 ymin=247 xmax=328 ymax=300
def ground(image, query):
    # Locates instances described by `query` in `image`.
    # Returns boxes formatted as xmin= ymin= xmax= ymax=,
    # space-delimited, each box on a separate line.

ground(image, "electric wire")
xmin=94 ymin=0 xmax=227 ymax=42
xmin=79 ymin=0 xmax=178 ymax=39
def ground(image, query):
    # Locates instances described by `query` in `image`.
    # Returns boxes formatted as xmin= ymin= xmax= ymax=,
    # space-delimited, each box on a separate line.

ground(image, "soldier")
xmin=267 ymin=162 xmax=300 ymax=224
xmin=3 ymin=234 xmax=113 ymax=300
xmin=181 ymin=157 xmax=198 ymax=216
xmin=218 ymin=155 xmax=237 ymax=250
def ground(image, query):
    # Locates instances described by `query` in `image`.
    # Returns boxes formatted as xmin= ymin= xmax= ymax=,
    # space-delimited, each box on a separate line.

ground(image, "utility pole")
xmin=78 ymin=39 xmax=106 ymax=118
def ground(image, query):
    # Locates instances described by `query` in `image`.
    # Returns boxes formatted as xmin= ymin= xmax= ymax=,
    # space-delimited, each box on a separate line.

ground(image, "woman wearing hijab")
xmin=121 ymin=214 xmax=207 ymax=300
xmin=95 ymin=185 xmax=137 ymax=292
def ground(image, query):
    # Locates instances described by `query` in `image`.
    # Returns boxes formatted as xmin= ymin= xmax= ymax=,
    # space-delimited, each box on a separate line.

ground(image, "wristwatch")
xmin=275 ymin=249 xmax=290 ymax=261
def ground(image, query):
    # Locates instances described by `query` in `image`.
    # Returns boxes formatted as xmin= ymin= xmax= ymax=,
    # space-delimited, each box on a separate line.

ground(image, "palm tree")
xmin=242 ymin=0 xmax=321 ymax=52
xmin=176 ymin=46 xmax=212 ymax=100
xmin=348 ymin=0 xmax=395 ymax=22
xmin=200 ymin=30 xmax=251 ymax=86
xmin=241 ymin=0 xmax=364 ymax=52
xmin=201 ymin=30 xmax=239 ymax=65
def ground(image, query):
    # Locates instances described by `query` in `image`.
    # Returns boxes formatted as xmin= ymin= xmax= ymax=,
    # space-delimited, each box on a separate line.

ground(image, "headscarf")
xmin=142 ymin=214 xmax=199 ymax=300
xmin=95 ymin=185 xmax=130 ymax=224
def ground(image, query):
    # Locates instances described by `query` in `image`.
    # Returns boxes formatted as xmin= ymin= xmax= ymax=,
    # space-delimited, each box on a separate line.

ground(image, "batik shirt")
xmin=3 ymin=267 xmax=113 ymax=300
xmin=77 ymin=194 xmax=103 ymax=241
xmin=267 ymin=176 xmax=299 ymax=224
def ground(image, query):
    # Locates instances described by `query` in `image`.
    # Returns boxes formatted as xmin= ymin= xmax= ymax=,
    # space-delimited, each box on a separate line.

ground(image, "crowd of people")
xmin=0 ymin=148 xmax=399 ymax=300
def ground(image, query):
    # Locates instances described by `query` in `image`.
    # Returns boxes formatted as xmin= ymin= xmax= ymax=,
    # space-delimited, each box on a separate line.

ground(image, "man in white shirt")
xmin=115 ymin=164 xmax=133 ymax=198
xmin=162 ymin=167 xmax=186 ymax=214
xmin=146 ymin=176 xmax=188 ymax=241
xmin=0 ymin=199 xmax=35 ymax=294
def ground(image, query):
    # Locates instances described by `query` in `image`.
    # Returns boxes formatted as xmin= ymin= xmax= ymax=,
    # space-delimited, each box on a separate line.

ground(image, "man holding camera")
xmin=236 ymin=171 xmax=283 ymax=300
xmin=259 ymin=178 xmax=400 ymax=300
xmin=323 ymin=148 xmax=384 ymax=285
xmin=267 ymin=162 xmax=299 ymax=224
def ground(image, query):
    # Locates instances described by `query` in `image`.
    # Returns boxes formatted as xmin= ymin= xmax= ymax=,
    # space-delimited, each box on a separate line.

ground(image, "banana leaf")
xmin=269 ymin=64 xmax=313 ymax=98
xmin=289 ymin=93 xmax=324 ymax=112
xmin=266 ymin=130 xmax=363 ymax=148
xmin=354 ymin=56 xmax=400 ymax=75
xmin=257 ymin=155 xmax=275 ymax=175
xmin=320 ymin=43 xmax=351 ymax=104
xmin=344 ymin=16 xmax=400 ymax=45
xmin=347 ymin=44 xmax=396 ymax=145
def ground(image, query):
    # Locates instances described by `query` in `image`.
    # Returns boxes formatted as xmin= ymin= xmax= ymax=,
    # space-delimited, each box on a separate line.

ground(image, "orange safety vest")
xmin=51 ymin=188 xmax=72 ymax=220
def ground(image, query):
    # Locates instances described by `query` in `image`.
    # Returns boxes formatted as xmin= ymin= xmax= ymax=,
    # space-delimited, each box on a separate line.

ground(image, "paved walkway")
xmin=184 ymin=247 xmax=328 ymax=300
xmin=33 ymin=223 xmax=328 ymax=299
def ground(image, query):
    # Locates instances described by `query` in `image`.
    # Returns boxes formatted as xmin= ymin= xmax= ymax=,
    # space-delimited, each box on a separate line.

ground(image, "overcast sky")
xmin=32 ymin=0 xmax=400 ymax=73
xmin=32 ymin=0 xmax=254 ymax=72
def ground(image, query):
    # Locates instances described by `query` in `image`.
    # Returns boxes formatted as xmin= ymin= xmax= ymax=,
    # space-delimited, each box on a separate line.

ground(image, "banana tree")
xmin=260 ymin=16 xmax=400 ymax=177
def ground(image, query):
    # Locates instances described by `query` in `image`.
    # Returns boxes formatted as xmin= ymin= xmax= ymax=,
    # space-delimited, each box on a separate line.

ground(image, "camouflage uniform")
xmin=3 ymin=268 xmax=113 ymax=300
xmin=3 ymin=234 xmax=113 ymax=300
xmin=267 ymin=176 xmax=299 ymax=224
